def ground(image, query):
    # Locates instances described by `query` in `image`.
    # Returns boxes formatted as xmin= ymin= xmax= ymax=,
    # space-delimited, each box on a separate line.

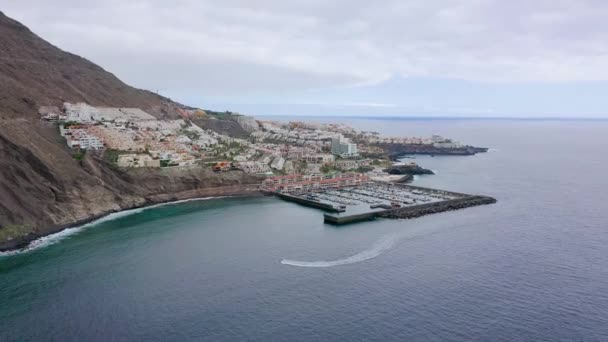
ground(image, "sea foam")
xmin=0 ymin=196 xmax=224 ymax=257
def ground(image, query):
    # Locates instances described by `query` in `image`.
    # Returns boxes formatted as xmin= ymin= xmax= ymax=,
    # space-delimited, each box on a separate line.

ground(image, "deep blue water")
xmin=1 ymin=119 xmax=608 ymax=341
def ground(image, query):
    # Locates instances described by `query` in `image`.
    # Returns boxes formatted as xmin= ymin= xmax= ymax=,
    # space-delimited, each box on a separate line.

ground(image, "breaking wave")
xmin=0 ymin=197 xmax=224 ymax=257
xmin=281 ymin=234 xmax=399 ymax=268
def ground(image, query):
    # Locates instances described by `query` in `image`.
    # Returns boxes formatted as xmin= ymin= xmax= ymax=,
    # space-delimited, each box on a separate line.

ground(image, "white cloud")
xmin=4 ymin=0 xmax=608 ymax=95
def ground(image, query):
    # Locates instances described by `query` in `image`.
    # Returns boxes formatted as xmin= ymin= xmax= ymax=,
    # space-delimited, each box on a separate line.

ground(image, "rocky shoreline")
xmin=380 ymin=163 xmax=435 ymax=183
xmin=0 ymin=184 xmax=263 ymax=253
xmin=379 ymin=143 xmax=489 ymax=160
xmin=385 ymin=164 xmax=434 ymax=175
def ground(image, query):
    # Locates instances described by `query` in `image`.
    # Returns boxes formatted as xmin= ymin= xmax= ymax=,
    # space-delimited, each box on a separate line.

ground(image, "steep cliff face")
xmin=0 ymin=11 xmax=184 ymax=120
xmin=234 ymin=116 xmax=260 ymax=133
xmin=191 ymin=116 xmax=250 ymax=138
xmin=0 ymin=12 xmax=262 ymax=250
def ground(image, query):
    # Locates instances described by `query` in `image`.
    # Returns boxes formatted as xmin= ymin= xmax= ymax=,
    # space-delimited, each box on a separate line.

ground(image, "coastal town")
xmin=34 ymin=102 xmax=496 ymax=226
xmin=39 ymin=102 xmax=478 ymax=181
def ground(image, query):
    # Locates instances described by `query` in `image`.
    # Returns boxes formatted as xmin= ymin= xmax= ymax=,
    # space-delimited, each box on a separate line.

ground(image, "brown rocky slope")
xmin=0 ymin=12 xmax=262 ymax=251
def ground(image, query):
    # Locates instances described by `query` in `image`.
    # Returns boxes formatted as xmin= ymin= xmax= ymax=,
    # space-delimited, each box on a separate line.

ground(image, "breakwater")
xmin=324 ymin=195 xmax=496 ymax=225
xmin=377 ymin=195 xmax=496 ymax=219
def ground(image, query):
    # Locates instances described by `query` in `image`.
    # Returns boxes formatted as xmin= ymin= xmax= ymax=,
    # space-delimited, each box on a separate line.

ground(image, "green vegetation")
xmin=62 ymin=121 xmax=80 ymax=128
xmin=211 ymin=141 xmax=243 ymax=158
xmin=104 ymin=149 xmax=139 ymax=165
xmin=203 ymin=109 xmax=242 ymax=120
xmin=0 ymin=224 xmax=34 ymax=241
xmin=104 ymin=149 xmax=121 ymax=164
xmin=272 ymin=168 xmax=287 ymax=176
xmin=227 ymin=141 xmax=242 ymax=149
xmin=159 ymin=159 xmax=180 ymax=167
xmin=320 ymin=164 xmax=338 ymax=174
xmin=370 ymin=159 xmax=390 ymax=168
xmin=356 ymin=165 xmax=374 ymax=173
xmin=73 ymin=149 xmax=86 ymax=161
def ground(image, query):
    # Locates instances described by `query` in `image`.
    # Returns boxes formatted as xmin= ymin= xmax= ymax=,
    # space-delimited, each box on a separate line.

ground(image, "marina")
xmin=267 ymin=180 xmax=496 ymax=225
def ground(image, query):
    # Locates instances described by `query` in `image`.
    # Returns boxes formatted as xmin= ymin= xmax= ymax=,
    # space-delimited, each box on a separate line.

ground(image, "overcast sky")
xmin=4 ymin=0 xmax=608 ymax=117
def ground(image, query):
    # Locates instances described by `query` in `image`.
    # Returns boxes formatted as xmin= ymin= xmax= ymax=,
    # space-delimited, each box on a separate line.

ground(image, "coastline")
xmin=0 ymin=185 xmax=263 ymax=254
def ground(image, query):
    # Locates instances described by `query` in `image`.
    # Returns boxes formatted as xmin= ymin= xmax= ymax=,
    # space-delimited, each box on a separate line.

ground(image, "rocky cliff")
xmin=0 ymin=12 xmax=262 ymax=251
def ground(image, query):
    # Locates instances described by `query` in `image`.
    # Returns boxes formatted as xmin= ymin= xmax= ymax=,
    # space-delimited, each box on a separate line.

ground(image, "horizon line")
xmin=251 ymin=114 xmax=608 ymax=121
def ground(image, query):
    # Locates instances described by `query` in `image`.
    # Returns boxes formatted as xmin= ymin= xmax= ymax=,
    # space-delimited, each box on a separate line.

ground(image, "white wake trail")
xmin=281 ymin=235 xmax=399 ymax=268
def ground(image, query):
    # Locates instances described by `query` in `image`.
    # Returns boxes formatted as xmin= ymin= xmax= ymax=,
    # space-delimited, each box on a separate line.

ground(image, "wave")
xmin=0 ymin=196 xmax=225 ymax=257
xmin=281 ymin=234 xmax=399 ymax=268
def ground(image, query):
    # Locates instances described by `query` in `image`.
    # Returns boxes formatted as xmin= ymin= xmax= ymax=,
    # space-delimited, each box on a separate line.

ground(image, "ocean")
xmin=1 ymin=118 xmax=607 ymax=341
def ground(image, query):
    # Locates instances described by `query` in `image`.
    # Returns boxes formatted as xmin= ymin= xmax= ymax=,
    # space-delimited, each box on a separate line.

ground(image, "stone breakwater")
xmin=324 ymin=195 xmax=496 ymax=225
xmin=376 ymin=195 xmax=497 ymax=220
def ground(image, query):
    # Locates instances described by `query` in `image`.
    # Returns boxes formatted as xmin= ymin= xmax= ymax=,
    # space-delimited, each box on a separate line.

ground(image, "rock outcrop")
xmin=384 ymin=164 xmax=434 ymax=176
xmin=235 ymin=115 xmax=260 ymax=133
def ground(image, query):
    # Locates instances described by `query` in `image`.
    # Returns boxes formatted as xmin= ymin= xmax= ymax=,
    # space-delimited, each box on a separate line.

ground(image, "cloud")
xmin=4 ymin=0 xmax=608 ymax=111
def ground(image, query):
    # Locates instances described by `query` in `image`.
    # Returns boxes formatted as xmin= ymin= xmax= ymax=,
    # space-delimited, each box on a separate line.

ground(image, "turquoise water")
xmin=2 ymin=119 xmax=608 ymax=341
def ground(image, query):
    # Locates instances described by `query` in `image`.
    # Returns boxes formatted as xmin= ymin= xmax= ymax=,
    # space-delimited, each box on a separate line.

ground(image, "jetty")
xmin=263 ymin=176 xmax=496 ymax=225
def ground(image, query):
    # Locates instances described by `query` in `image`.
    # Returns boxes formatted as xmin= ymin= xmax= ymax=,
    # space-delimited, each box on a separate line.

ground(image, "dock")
xmin=274 ymin=192 xmax=345 ymax=212
xmin=268 ymin=181 xmax=496 ymax=225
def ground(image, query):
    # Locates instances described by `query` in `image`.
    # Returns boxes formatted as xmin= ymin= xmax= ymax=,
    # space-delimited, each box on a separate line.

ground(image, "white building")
xmin=176 ymin=135 xmax=192 ymax=144
xmin=270 ymin=157 xmax=286 ymax=170
xmin=79 ymin=135 xmax=104 ymax=150
xmin=304 ymin=153 xmax=335 ymax=164
xmin=238 ymin=161 xmax=271 ymax=174
xmin=64 ymin=102 xmax=98 ymax=123
xmin=67 ymin=132 xmax=104 ymax=150
xmin=331 ymin=136 xmax=358 ymax=157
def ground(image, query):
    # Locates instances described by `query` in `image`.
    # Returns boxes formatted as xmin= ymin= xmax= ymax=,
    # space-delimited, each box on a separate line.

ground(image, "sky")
xmin=4 ymin=0 xmax=608 ymax=118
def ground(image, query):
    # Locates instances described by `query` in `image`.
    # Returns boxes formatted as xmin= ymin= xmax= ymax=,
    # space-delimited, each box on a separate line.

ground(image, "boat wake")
xmin=281 ymin=235 xmax=399 ymax=268
xmin=0 ymin=196 xmax=224 ymax=257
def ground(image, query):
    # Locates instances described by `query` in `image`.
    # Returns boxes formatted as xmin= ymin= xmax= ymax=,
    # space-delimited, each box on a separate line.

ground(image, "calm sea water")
xmin=1 ymin=119 xmax=608 ymax=341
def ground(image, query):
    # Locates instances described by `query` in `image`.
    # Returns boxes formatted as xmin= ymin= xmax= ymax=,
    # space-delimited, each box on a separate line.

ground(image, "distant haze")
xmin=4 ymin=1 xmax=608 ymax=118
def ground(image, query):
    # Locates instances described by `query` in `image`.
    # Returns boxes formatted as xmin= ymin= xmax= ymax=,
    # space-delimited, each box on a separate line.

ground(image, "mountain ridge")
xmin=0 ymin=10 xmax=187 ymax=121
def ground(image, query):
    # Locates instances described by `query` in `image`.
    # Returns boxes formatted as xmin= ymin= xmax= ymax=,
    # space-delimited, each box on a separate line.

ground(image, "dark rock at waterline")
xmin=378 ymin=143 xmax=489 ymax=160
xmin=384 ymin=164 xmax=434 ymax=176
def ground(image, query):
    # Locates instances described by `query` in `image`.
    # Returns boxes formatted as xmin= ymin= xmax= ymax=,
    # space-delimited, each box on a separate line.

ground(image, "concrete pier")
xmin=274 ymin=192 xmax=344 ymax=212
